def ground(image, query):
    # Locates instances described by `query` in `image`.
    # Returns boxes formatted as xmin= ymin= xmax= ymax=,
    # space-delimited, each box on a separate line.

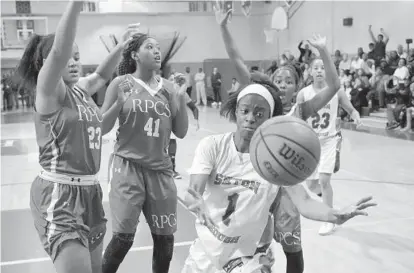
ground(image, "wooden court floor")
xmin=1 ymin=106 xmax=414 ymax=273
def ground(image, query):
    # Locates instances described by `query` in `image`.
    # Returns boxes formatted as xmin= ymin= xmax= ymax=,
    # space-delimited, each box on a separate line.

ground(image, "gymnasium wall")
xmin=38 ymin=12 xmax=268 ymax=65
xmin=266 ymin=1 xmax=414 ymax=58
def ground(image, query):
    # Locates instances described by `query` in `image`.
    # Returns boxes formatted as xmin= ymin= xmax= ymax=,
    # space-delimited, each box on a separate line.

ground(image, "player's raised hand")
xmin=307 ymin=34 xmax=327 ymax=50
xmin=213 ymin=0 xmax=233 ymax=26
xmin=120 ymin=23 xmax=141 ymax=47
xmin=117 ymin=78 xmax=133 ymax=104
xmin=333 ymin=196 xmax=377 ymax=225
xmin=187 ymin=188 xmax=215 ymax=227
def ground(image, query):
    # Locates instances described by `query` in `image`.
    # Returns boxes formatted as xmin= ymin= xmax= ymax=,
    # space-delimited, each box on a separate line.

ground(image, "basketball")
xmin=249 ymin=115 xmax=321 ymax=186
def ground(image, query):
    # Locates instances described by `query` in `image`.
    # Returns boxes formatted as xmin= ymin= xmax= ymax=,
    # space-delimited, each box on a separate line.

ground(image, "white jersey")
xmin=301 ymin=85 xmax=339 ymax=139
xmin=190 ymin=133 xmax=280 ymax=270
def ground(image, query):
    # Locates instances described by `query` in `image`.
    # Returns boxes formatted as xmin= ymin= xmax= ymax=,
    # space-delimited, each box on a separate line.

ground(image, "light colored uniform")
xmin=301 ymin=85 xmax=340 ymax=179
xmin=182 ymin=133 xmax=279 ymax=273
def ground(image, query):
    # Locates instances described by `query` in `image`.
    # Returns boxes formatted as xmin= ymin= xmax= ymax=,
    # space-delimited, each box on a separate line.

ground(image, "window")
xmin=82 ymin=1 xmax=97 ymax=12
xmin=16 ymin=20 xmax=34 ymax=30
xmin=188 ymin=1 xmax=212 ymax=12
xmin=15 ymin=1 xmax=31 ymax=14
xmin=17 ymin=29 xmax=34 ymax=42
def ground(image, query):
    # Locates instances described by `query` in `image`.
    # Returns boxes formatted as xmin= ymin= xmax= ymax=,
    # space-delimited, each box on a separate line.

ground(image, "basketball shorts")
xmin=271 ymin=188 xmax=302 ymax=253
xmin=30 ymin=170 xmax=106 ymax=262
xmin=182 ymin=239 xmax=274 ymax=273
xmin=308 ymin=135 xmax=342 ymax=180
xmin=108 ymin=154 xmax=177 ymax=235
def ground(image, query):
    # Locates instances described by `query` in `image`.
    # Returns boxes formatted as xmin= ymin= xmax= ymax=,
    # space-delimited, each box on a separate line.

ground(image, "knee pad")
xmin=103 ymin=233 xmax=134 ymax=263
xmin=152 ymin=233 xmax=174 ymax=261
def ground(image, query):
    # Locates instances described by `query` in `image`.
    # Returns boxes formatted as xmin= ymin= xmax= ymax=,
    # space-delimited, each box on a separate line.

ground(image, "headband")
xmin=237 ymin=84 xmax=275 ymax=114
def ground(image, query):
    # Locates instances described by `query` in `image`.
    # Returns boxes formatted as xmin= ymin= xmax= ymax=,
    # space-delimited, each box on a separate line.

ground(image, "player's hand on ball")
xmin=214 ymin=0 xmax=233 ymax=26
xmin=187 ymin=188 xmax=215 ymax=227
xmin=307 ymin=34 xmax=327 ymax=50
xmin=333 ymin=196 xmax=377 ymax=225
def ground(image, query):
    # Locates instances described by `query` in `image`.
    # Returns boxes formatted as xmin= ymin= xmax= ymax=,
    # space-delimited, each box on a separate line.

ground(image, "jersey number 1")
xmin=222 ymin=193 xmax=239 ymax=226
xmin=144 ymin=117 xmax=160 ymax=137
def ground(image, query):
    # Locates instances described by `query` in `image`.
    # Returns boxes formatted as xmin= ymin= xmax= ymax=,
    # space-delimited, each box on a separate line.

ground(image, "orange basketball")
xmin=249 ymin=115 xmax=321 ymax=186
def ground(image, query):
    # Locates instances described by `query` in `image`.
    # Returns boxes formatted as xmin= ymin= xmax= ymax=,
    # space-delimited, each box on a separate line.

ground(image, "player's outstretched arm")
xmin=36 ymin=1 xmax=83 ymax=115
xmin=78 ymin=24 xmax=140 ymax=96
xmin=285 ymin=184 xmax=377 ymax=225
xmin=300 ymin=35 xmax=341 ymax=120
xmin=215 ymin=2 xmax=251 ymax=85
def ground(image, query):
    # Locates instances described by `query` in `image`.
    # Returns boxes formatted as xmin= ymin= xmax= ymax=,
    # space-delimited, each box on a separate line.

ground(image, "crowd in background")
xmin=2 ymin=25 xmax=413 ymax=132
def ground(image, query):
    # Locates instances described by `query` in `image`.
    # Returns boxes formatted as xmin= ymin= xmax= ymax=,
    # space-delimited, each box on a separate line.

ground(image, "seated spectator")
xmin=350 ymin=56 xmax=363 ymax=74
xmin=407 ymin=48 xmax=414 ymax=66
xmin=339 ymin=53 xmax=351 ymax=74
xmin=339 ymin=69 xmax=352 ymax=86
xmin=380 ymin=59 xmax=394 ymax=75
xmin=343 ymin=79 xmax=353 ymax=101
xmin=393 ymin=58 xmax=410 ymax=85
xmin=228 ymin=77 xmax=240 ymax=96
xmin=298 ymin=40 xmax=312 ymax=63
xmin=388 ymin=50 xmax=400 ymax=72
xmin=357 ymin=47 xmax=364 ymax=59
xmin=387 ymin=79 xmax=412 ymax=130
xmin=366 ymin=67 xmax=385 ymax=110
xmin=397 ymin=44 xmax=408 ymax=59
xmin=361 ymin=53 xmax=373 ymax=77
xmin=401 ymin=82 xmax=414 ymax=132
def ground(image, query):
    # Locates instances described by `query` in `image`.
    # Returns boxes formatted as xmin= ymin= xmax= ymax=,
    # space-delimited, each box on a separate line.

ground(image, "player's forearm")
xmin=319 ymin=46 xmax=340 ymax=93
xmin=297 ymin=197 xmax=338 ymax=224
xmin=172 ymin=94 xmax=189 ymax=139
xmin=220 ymin=25 xmax=251 ymax=85
xmin=102 ymin=101 xmax=122 ymax=135
xmin=95 ymin=43 xmax=125 ymax=82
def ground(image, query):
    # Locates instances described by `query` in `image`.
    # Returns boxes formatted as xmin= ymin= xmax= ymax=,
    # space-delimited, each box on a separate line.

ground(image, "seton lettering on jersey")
xmin=132 ymin=98 xmax=171 ymax=118
xmin=206 ymin=223 xmax=240 ymax=244
xmin=214 ymin=173 xmax=261 ymax=194
xmin=278 ymin=143 xmax=312 ymax=177
xmin=322 ymin=104 xmax=331 ymax=110
xmin=151 ymin=213 xmax=177 ymax=229
xmin=77 ymin=105 xmax=103 ymax=122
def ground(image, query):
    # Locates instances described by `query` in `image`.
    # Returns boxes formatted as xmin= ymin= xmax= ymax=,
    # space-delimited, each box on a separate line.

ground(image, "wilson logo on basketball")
xmin=279 ymin=143 xmax=312 ymax=177
xmin=264 ymin=161 xmax=280 ymax=179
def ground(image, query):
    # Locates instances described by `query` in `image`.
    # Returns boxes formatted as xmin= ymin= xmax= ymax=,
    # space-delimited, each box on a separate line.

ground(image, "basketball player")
xmin=214 ymin=4 xmax=343 ymax=272
xmin=297 ymin=58 xmax=361 ymax=236
xmin=100 ymin=33 xmax=189 ymax=273
xmin=181 ymin=80 xmax=376 ymax=272
xmin=169 ymin=72 xmax=200 ymax=179
xmin=15 ymin=2 xmax=137 ymax=273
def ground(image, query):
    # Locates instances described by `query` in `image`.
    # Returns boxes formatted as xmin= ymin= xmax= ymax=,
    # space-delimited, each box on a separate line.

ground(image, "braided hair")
xmin=117 ymin=33 xmax=150 ymax=76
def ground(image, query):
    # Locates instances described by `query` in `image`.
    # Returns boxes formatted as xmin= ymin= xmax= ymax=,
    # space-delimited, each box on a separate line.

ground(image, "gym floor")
xmin=1 ymin=106 xmax=414 ymax=273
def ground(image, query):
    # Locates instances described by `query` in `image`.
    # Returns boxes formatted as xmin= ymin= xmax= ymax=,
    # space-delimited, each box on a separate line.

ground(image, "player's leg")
xmin=318 ymin=136 xmax=340 ymax=235
xmin=30 ymin=177 xmax=93 ymax=273
xmin=195 ymin=83 xmax=201 ymax=105
xmin=272 ymin=189 xmax=304 ymax=273
xmin=142 ymin=168 xmax=177 ymax=273
xmin=102 ymin=155 xmax=146 ymax=273
xmin=87 ymin=184 xmax=107 ymax=273
xmin=168 ymin=138 xmax=181 ymax=179
xmin=201 ymin=84 xmax=207 ymax=106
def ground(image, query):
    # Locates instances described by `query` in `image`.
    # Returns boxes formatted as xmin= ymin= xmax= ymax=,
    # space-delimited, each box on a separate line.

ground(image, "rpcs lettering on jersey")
xmin=276 ymin=231 xmax=301 ymax=246
xmin=131 ymin=97 xmax=171 ymax=118
xmin=77 ymin=105 xmax=103 ymax=122
xmin=214 ymin=173 xmax=261 ymax=194
xmin=151 ymin=213 xmax=177 ymax=229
